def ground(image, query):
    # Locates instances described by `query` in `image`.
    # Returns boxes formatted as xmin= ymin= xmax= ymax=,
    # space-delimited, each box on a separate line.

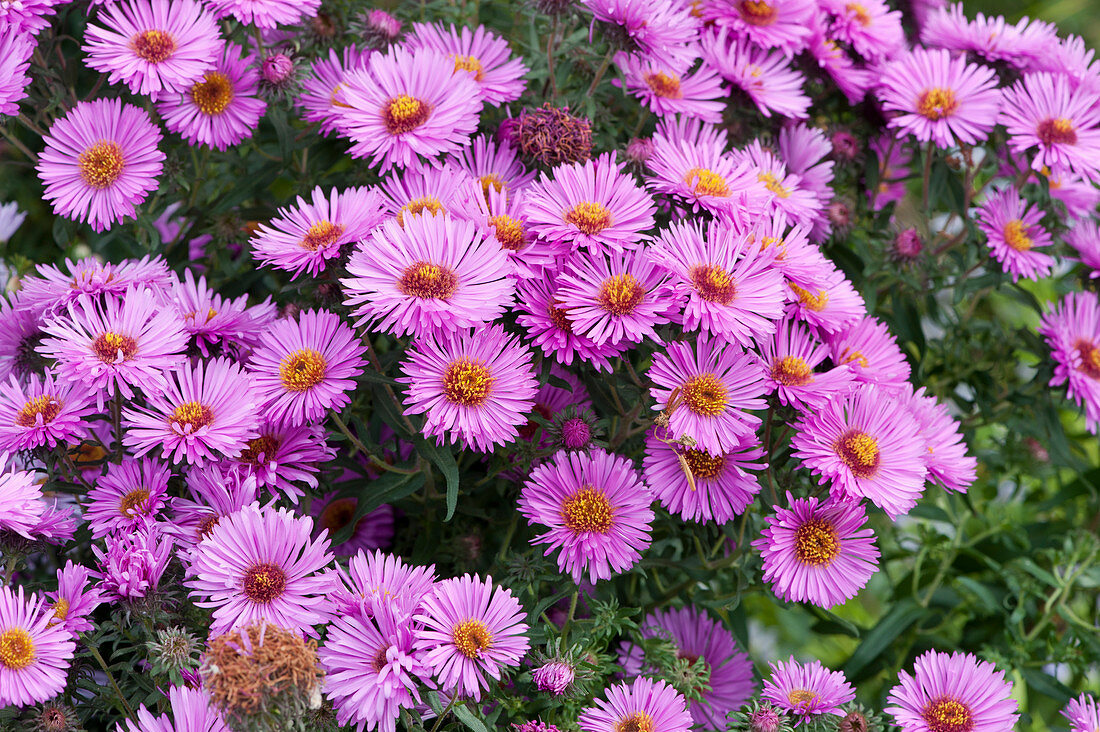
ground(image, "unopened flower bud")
xmin=533 ymin=660 xmax=575 ymax=695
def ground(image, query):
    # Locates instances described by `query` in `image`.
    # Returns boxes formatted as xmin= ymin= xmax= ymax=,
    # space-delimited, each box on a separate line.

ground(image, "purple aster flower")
xmin=170 ymin=269 xmax=271 ymax=357
xmin=646 ymin=134 xmax=760 ymax=220
xmin=36 ymin=98 xmax=165 ymax=232
xmin=158 ymin=42 xmax=267 ymax=151
xmin=878 ymin=49 xmax=1001 ymax=149
xmin=29 ymin=500 xmax=79 ymax=546
xmin=119 ymin=685 xmax=228 ymax=732
xmin=762 ymin=657 xmax=855 ymax=723
xmin=0 ymin=585 xmax=75 ymax=708
xmin=533 ymin=661 xmax=575 ymax=696
xmin=203 ymin=0 xmax=318 ymax=28
xmin=786 ymin=267 xmax=866 ymax=335
xmin=519 ymin=449 xmax=654 ymax=584
xmin=398 ymin=324 xmax=538 ymax=453
xmin=822 ymin=0 xmax=904 ymax=61
xmin=1001 ymin=72 xmax=1100 ymax=181
xmin=0 ymin=370 xmax=95 ymax=452
xmin=378 ymin=161 xmax=472 ymax=225
xmin=642 ymin=430 xmax=763 ymax=523
xmin=826 ymin=315 xmax=911 ymax=389
xmin=45 ymin=561 xmax=104 ymax=638
xmin=451 ymin=185 xmax=559 ymax=279
xmin=414 ymin=573 xmax=530 ymax=701
xmin=581 ymin=0 xmax=700 ymax=70
xmin=806 ymin=19 xmax=875 ymax=105
xmin=295 ymin=45 xmax=372 ymax=136
xmin=618 ymin=607 xmax=755 ymax=729
xmin=758 ymin=317 xmax=855 ymax=412
xmin=311 ymin=492 xmax=394 ymax=557
xmin=0 ymin=468 xmax=46 ymax=539
xmin=975 ymin=187 xmax=1054 ymax=282
xmin=335 ymin=46 xmax=482 ymax=171
xmin=651 ymin=217 xmax=785 ymax=347
xmin=247 ymin=309 xmax=366 ymax=427
xmin=0 ymin=201 xmax=27 ymax=243
xmin=896 ymin=384 xmax=977 ymax=494
xmin=18 ymin=255 xmax=171 ymax=317
xmin=0 ymin=0 xmax=60 ymax=35
xmin=82 ymin=458 xmax=170 ymax=539
xmin=408 ymin=22 xmax=528 ymax=106
xmin=82 ymin=0 xmax=222 ymax=100
xmin=333 ymin=549 xmax=436 ymax=621
xmin=342 ymin=213 xmax=514 ymax=339
xmin=615 ymin=54 xmax=726 ymax=124
xmin=525 ymin=152 xmax=656 ymax=253
xmin=701 ymin=28 xmax=810 ymax=119
xmin=754 ymin=493 xmax=879 ymax=607
xmin=790 ymin=383 xmax=927 ymax=519
xmin=229 ymin=420 xmax=335 ymax=502
xmin=1038 ymin=291 xmax=1100 ymax=434
xmin=168 ymin=464 xmax=260 ymax=551
xmin=702 ymin=0 xmax=815 ymax=55
xmin=579 ymin=677 xmax=693 ymax=732
xmin=1063 ymin=693 xmax=1100 ymax=732
xmin=1047 ymin=167 xmax=1100 ymax=219
xmin=93 ymin=519 xmax=173 ymax=601
xmin=0 ymin=31 xmax=33 ymax=116
xmin=38 ymin=288 xmax=187 ymax=407
xmin=736 ymin=142 xmax=822 ymax=230
xmin=921 ymin=4 xmax=1058 ymax=71
xmin=556 ymin=248 xmax=670 ymax=347
xmin=1068 ymin=219 xmax=1100 ymax=276
xmin=251 ymin=186 xmax=387 ymax=279
xmin=885 ymin=650 xmax=1018 ymax=732
xmin=447 ymin=134 xmax=536 ymax=195
xmin=186 ymin=504 xmax=334 ymax=636
xmin=648 ymin=334 xmax=768 ymax=455
xmin=122 ymin=357 xmax=260 ymax=465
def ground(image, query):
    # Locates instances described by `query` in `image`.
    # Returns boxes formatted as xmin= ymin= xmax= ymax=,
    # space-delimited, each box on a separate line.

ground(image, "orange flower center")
xmin=442 ymin=359 xmax=493 ymax=406
xmin=561 ymin=487 xmax=613 ymax=534
xmin=0 ymin=628 xmax=35 ymax=670
xmin=300 ymin=220 xmax=344 ymax=251
xmin=689 ymin=264 xmax=736 ymax=304
xmin=239 ymin=434 xmax=280 ymax=464
xmin=771 ymin=355 xmax=813 ymax=386
xmin=683 ymin=448 xmax=726 ymax=479
xmin=548 ymin=301 xmax=573 ymax=333
xmin=564 ymin=201 xmax=612 ymax=235
xmin=279 ymin=349 xmax=327 ymax=392
xmin=794 ymin=517 xmax=840 ymax=565
xmin=132 ymin=29 xmax=177 ymax=63
xmin=683 ymin=167 xmax=730 ymax=197
xmin=835 ymin=429 xmax=880 ymax=478
xmin=921 ymin=697 xmax=974 ymax=732
xmin=789 ymin=282 xmax=829 ymax=311
xmin=78 ymin=141 xmax=125 ymax=189
xmin=681 ymin=374 xmax=728 ymax=416
xmin=480 ymin=173 xmax=506 ymax=197
xmin=644 ymin=71 xmax=682 ymax=99
xmin=615 ymin=713 xmax=655 ymax=732
xmin=452 ymin=54 xmax=484 ymax=81
xmin=917 ymin=87 xmax=958 ymax=120
xmin=118 ymin=488 xmax=150 ymax=517
xmin=845 ymin=2 xmax=872 ymax=25
xmin=489 ymin=214 xmax=527 ymax=251
xmin=170 ymin=401 xmax=213 ymax=431
xmin=787 ymin=689 xmax=818 ymax=707
xmin=16 ymin=395 xmax=62 ymax=427
xmin=92 ymin=332 xmax=138 ymax=363
xmin=1002 ymin=219 xmax=1033 ymax=251
xmin=397 ymin=196 xmax=444 ymax=227
xmin=1037 ymin=117 xmax=1077 ymax=145
xmin=191 ymin=72 xmax=234 ymax=116
xmin=758 ymin=172 xmax=790 ymax=198
xmin=739 ymin=0 xmax=776 ymax=25
xmin=398 ymin=261 xmax=458 ymax=300
xmin=597 ymin=273 xmax=644 ymax=316
xmin=451 ymin=619 xmax=492 ymax=658
xmin=50 ymin=598 xmax=70 ymax=624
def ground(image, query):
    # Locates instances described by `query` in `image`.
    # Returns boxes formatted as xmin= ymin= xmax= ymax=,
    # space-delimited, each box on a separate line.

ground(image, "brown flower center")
xmin=689 ymin=264 xmax=736 ymax=304
xmin=78 ymin=141 xmax=125 ymax=189
xmin=132 ymin=29 xmax=177 ymax=63
xmin=921 ymin=697 xmax=974 ymax=732
xmin=318 ymin=496 xmax=357 ymax=535
xmin=279 ymin=349 xmax=327 ymax=392
xmin=1002 ymin=219 xmax=1033 ymax=251
xmin=682 ymin=448 xmax=726 ymax=479
xmin=644 ymin=71 xmax=682 ymax=99
xmin=442 ymin=359 xmax=494 ymax=407
xmin=597 ymin=273 xmax=645 ymax=316
xmin=240 ymin=434 xmax=280 ymax=464
xmin=300 ymin=221 xmax=344 ymax=251
xmin=683 ymin=167 xmax=730 ymax=197
xmin=452 ymin=619 xmax=492 ymax=658
xmin=1076 ymin=340 xmax=1100 ymax=380
xmin=118 ymin=488 xmax=150 ymax=517
xmin=197 ymin=514 xmax=220 ymax=540
xmin=561 ymin=487 xmax=613 ymax=534
xmin=171 ymin=401 xmax=214 ymax=432
xmin=243 ymin=563 xmax=288 ymax=603
xmin=794 ymin=517 xmax=841 ymax=566
xmin=739 ymin=0 xmax=776 ymax=25
xmin=1037 ymin=117 xmax=1077 ymax=145
xmin=835 ymin=429 xmax=880 ymax=478
xmin=15 ymin=395 xmax=62 ymax=427
xmin=917 ymin=88 xmax=958 ymax=121
xmin=398 ymin=261 xmax=458 ymax=300
xmin=564 ymin=201 xmax=612 ymax=235
xmin=191 ymin=72 xmax=234 ymax=116
xmin=0 ymin=628 xmax=35 ymax=670
xmin=92 ymin=332 xmax=138 ymax=363
xmin=681 ymin=373 xmax=728 ymax=416
xmin=771 ymin=355 xmax=813 ymax=386
xmin=382 ymin=95 xmax=431 ymax=134
xmin=548 ymin=301 xmax=573 ymax=332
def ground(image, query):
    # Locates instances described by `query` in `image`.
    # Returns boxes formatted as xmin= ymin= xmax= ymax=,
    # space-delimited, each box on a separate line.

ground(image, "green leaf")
xmin=453 ymin=704 xmax=490 ymax=732
xmin=807 ymin=606 xmax=861 ymax=639
xmin=415 ymin=438 xmax=461 ymax=520
xmin=1020 ymin=668 xmax=1074 ymax=705
xmin=329 ymin=470 xmax=424 ymax=546
xmin=843 ymin=599 xmax=924 ymax=681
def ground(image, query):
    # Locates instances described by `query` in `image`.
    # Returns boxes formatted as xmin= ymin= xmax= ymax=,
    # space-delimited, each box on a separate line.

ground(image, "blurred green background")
xmin=977 ymin=0 xmax=1100 ymax=47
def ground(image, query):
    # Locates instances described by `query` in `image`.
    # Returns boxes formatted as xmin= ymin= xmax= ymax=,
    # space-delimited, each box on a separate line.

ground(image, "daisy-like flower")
xmin=1038 ymin=291 xmax=1100 ymax=433
xmin=827 ymin=315 xmax=911 ymax=389
xmin=642 ymin=430 xmax=763 ymax=523
xmin=786 ymin=267 xmax=866 ymax=335
xmin=342 ymin=213 xmax=514 ymax=338
xmin=168 ymin=464 xmax=260 ymax=551
xmin=38 ymin=288 xmax=187 ymax=406
xmin=754 ymin=493 xmax=879 ymax=607
xmin=122 ymin=357 xmax=260 ymax=465
xmin=646 ymin=134 xmax=760 ymax=220
xmin=921 ymin=5 xmax=1058 ymax=72
xmin=45 ymin=561 xmax=104 ymax=638
xmin=651 ymin=218 xmax=785 ymax=347
xmin=519 ymin=449 xmax=655 ymax=583
xmin=186 ymin=504 xmax=335 ymax=636
xmin=1068 ymin=219 xmax=1100 ymax=276
xmin=170 ymin=269 xmax=270 ymax=357
xmin=878 ymin=49 xmax=1001 ymax=149
xmin=762 ymin=657 xmax=855 ymax=722
xmin=82 ymin=0 xmax=222 ymax=100
xmin=702 ymin=0 xmax=815 ymax=55
xmin=0 ymin=468 xmax=46 ymax=540
xmin=790 ymin=383 xmax=927 ymax=519
xmin=311 ymin=492 xmax=394 ymax=557
xmin=1063 ymin=693 xmax=1100 ymax=732
xmin=335 ymin=46 xmax=482 ymax=171
xmin=527 ymin=153 xmax=657 ymax=255
xmin=229 ymin=420 xmax=335 ymax=502
xmin=822 ymin=0 xmax=905 ymax=61
xmin=82 ymin=457 xmax=170 ymax=538
xmin=119 ymin=685 xmax=228 ymax=732
xmin=580 ymin=0 xmax=700 ymax=70
xmin=648 ymin=335 xmax=768 ymax=455
xmin=321 ymin=602 xmax=428 ymax=732
xmin=975 ymin=187 xmax=1054 ymax=282
xmin=1001 ymin=72 xmax=1100 ymax=181
xmin=93 ymin=519 xmax=173 ymax=600
xmin=414 ymin=574 xmax=530 ymax=701
xmin=408 ymin=22 xmax=528 ymax=106
xmin=378 ymin=162 xmax=473 ymax=225
xmin=333 ymin=549 xmax=437 ymax=621
xmin=203 ymin=0 xmax=319 ymax=28
xmin=579 ymin=677 xmax=693 ymax=732
xmin=806 ymin=20 xmax=875 ymax=105
xmin=158 ymin=42 xmax=267 ymax=151
xmin=1048 ymin=167 xmax=1100 ymax=220
xmin=0 ymin=0 xmax=59 ymax=35
xmin=778 ymin=124 xmax=835 ymax=206
xmin=701 ymin=29 xmax=810 ymax=119
xmin=251 ymin=186 xmax=387 ymax=279
xmin=448 ymin=134 xmax=536 ymax=195
xmin=36 ymin=98 xmax=165 ymax=232
xmin=886 ymin=650 xmax=1018 ymax=732
xmin=248 ymin=309 xmax=366 ymax=427
xmin=18 ymin=255 xmax=172 ymax=317
xmin=295 ymin=45 xmax=371 ymax=136
xmin=615 ymin=54 xmax=726 ymax=124
xmin=758 ymin=317 xmax=855 ymax=411
xmin=618 ymin=607 xmax=755 ymax=730
xmin=555 ymin=248 xmax=670 ymax=346
xmin=0 ymin=585 xmax=76 ymax=708
xmin=398 ymin=324 xmax=538 ymax=452
xmin=0 ymin=371 xmax=95 ymax=453
xmin=0 ymin=31 xmax=33 ymax=116
xmin=451 ymin=185 xmax=558 ymax=278
xmin=898 ymin=385 xmax=977 ymax=494
xmin=736 ymin=142 xmax=821 ymax=230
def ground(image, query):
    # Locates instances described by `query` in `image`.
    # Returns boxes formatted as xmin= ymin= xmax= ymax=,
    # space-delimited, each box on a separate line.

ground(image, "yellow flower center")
xmin=1037 ymin=117 xmax=1077 ymax=146
xmin=92 ymin=332 xmax=138 ymax=363
xmin=398 ymin=261 xmax=458 ymax=300
xmin=1002 ymin=219 xmax=1032 ymax=251
xmin=835 ymin=430 xmax=880 ymax=478
xmin=683 ymin=167 xmax=730 ymax=197
xmin=787 ymin=689 xmax=818 ymax=707
xmin=397 ymin=196 xmax=444 ymax=227
xmin=689 ymin=263 xmax=736 ymax=304
xmin=615 ymin=712 xmax=655 ymax=732
xmin=644 ymin=71 xmax=682 ymax=99
xmin=78 ymin=141 xmax=125 ymax=189
xmin=758 ymin=172 xmax=790 ymax=198
xmin=452 ymin=619 xmax=492 ymax=659
xmin=597 ymin=273 xmax=645 ymax=316
xmin=132 ymin=29 xmax=176 ymax=63
xmin=789 ymin=282 xmax=829 ymax=311
xmin=771 ymin=355 xmax=813 ymax=386
xmin=794 ymin=517 xmax=841 ymax=566
xmin=480 ymin=173 xmax=506 ymax=197
xmin=240 ymin=434 xmax=280 ymax=464
xmin=191 ymin=72 xmax=234 ymax=116
xmin=170 ymin=401 xmax=214 ymax=431
xmin=561 ymin=487 xmax=613 ymax=534
xmin=279 ymin=349 xmax=327 ymax=392
xmin=452 ymin=54 xmax=484 ymax=81
xmin=0 ymin=628 xmax=35 ymax=670
xmin=564 ymin=201 xmax=612 ymax=235
xmin=740 ymin=0 xmax=776 ymax=25
xmin=845 ymin=2 xmax=872 ymax=25
xmin=682 ymin=448 xmax=726 ymax=479
xmin=837 ymin=347 xmax=869 ymax=368
xmin=16 ymin=395 xmax=62 ymax=428
xmin=921 ymin=697 xmax=974 ymax=732
xmin=300 ymin=221 xmax=344 ymax=251
xmin=442 ymin=359 xmax=494 ymax=407
xmin=681 ymin=374 xmax=728 ymax=417
xmin=50 ymin=599 xmax=70 ymax=624
xmin=382 ymin=94 xmax=431 ymax=134
xmin=489 ymin=214 xmax=527 ymax=251
xmin=917 ymin=87 xmax=958 ymax=121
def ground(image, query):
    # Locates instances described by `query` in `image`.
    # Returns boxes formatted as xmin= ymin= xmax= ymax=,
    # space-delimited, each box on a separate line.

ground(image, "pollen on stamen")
xmin=835 ymin=429 xmax=880 ymax=478
xmin=689 ymin=263 xmax=736 ymax=304
xmin=683 ymin=167 xmax=731 ymax=197
xmin=739 ymin=0 xmax=777 ymax=25
xmin=564 ymin=201 xmax=613 ymax=235
xmin=794 ymin=518 xmax=841 ymax=566
xmin=442 ymin=359 xmax=494 ymax=406
xmin=15 ymin=395 xmax=63 ymax=427
xmin=191 ymin=72 xmax=235 ymax=116
xmin=78 ymin=141 xmax=125 ymax=189
xmin=132 ymin=29 xmax=177 ymax=63
xmin=300 ymin=220 xmax=345 ymax=251
xmin=1002 ymin=219 xmax=1033 ymax=251
xmin=596 ymin=273 xmax=645 ymax=316
xmin=644 ymin=71 xmax=683 ymax=99
xmin=917 ymin=87 xmax=958 ymax=121
xmin=451 ymin=619 xmax=493 ymax=659
xmin=398 ymin=261 xmax=459 ymax=300
xmin=561 ymin=487 xmax=613 ymax=534
xmin=382 ymin=94 xmax=431 ymax=134
xmin=680 ymin=373 xmax=728 ymax=417
xmin=279 ymin=349 xmax=328 ymax=392
xmin=771 ymin=355 xmax=813 ymax=386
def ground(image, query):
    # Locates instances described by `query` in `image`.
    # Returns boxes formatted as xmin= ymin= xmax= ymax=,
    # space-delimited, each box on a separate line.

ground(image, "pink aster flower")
xmin=642 ymin=430 xmax=763 ymax=523
xmin=333 ymin=549 xmax=437 ymax=621
xmin=0 ymin=0 xmax=59 ymax=35
xmin=651 ymin=217 xmax=785 ymax=347
xmin=1047 ymin=167 xmax=1100 ymax=219
xmin=779 ymin=123 xmax=835 ymax=210
xmin=701 ymin=29 xmax=810 ymax=119
xmin=822 ymin=0 xmax=905 ymax=62
xmin=826 ymin=315 xmax=911 ymax=389
xmin=615 ymin=54 xmax=726 ymax=124
xmin=335 ymin=46 xmax=482 ymax=172
xmin=0 ymin=370 xmax=94 ymax=452
xmin=82 ymin=0 xmax=222 ymax=100
xmin=581 ymin=0 xmax=700 ymax=70
xmin=170 ymin=269 xmax=271 ymax=357
xmin=37 ymin=288 xmax=187 ymax=406
xmin=806 ymin=19 xmax=876 ymax=105
xmin=1063 ymin=694 xmax=1100 ymax=732
xmin=408 ymin=22 xmax=528 ymax=106
xmin=157 ymin=42 xmax=267 ymax=151
xmin=648 ymin=334 xmax=768 ymax=455
xmin=519 ymin=449 xmax=655 ymax=583
xmin=295 ymin=45 xmax=371 ymax=136
xmin=82 ymin=457 xmax=170 ymax=539
xmin=0 ymin=31 xmax=33 ymax=116
xmin=762 ymin=657 xmax=855 ymax=723
xmin=702 ymin=0 xmax=815 ymax=55
xmin=398 ymin=324 xmax=538 ymax=453
xmin=414 ymin=574 xmax=530 ymax=701
xmin=1067 ymin=220 xmax=1100 ymax=276
xmin=735 ymin=142 xmax=822 ymax=230
xmin=18 ymin=255 xmax=171 ymax=317
xmin=93 ymin=519 xmax=173 ymax=601
xmin=0 ymin=585 xmax=75 ymax=708
xmin=1038 ymin=291 xmax=1100 ymax=434
xmin=1001 ymin=72 xmax=1100 ymax=182
xmin=525 ymin=152 xmax=656 ymax=253
xmin=786 ymin=267 xmax=866 ymax=335
xmin=646 ymin=134 xmax=761 ymax=220
xmin=878 ymin=49 xmax=1001 ymax=149
xmin=122 ymin=357 xmax=260 ymax=465
xmin=186 ymin=504 xmax=335 ymax=636
xmin=791 ymin=383 xmax=928 ymax=519
xmin=447 ymin=134 xmax=536 ymax=195
xmin=203 ymin=0 xmax=318 ymax=28
xmin=119 ymin=685 xmax=228 ymax=732
xmin=36 ymin=98 xmax=165 ymax=232
xmin=897 ymin=384 xmax=977 ymax=494
xmin=247 ymin=309 xmax=366 ymax=427
xmin=886 ymin=650 xmax=1018 ymax=732
xmin=0 ymin=468 xmax=46 ymax=539
xmin=976 ymin=187 xmax=1054 ymax=282
xmin=579 ymin=677 xmax=693 ymax=732
xmin=228 ymin=420 xmax=335 ymax=502
xmin=251 ymin=186 xmax=387 ymax=279
xmin=921 ymin=5 xmax=1058 ymax=71
xmin=168 ymin=464 xmax=261 ymax=551
xmin=754 ymin=493 xmax=880 ymax=607
xmin=45 ymin=561 xmax=104 ymax=638
xmin=378 ymin=161 xmax=473 ymax=224
xmin=555 ymin=248 xmax=670 ymax=347
xmin=758 ymin=317 xmax=855 ymax=412
xmin=451 ymin=185 xmax=559 ymax=279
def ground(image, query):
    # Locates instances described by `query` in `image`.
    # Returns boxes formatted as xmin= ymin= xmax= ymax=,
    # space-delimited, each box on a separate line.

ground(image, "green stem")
xmin=921 ymin=141 xmax=934 ymax=214
xmin=428 ymin=697 xmax=456 ymax=732
xmin=559 ymin=590 xmax=579 ymax=645
xmin=586 ymin=50 xmax=614 ymax=97
xmin=84 ymin=637 xmax=136 ymax=718
xmin=0 ymin=126 xmax=36 ymax=162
